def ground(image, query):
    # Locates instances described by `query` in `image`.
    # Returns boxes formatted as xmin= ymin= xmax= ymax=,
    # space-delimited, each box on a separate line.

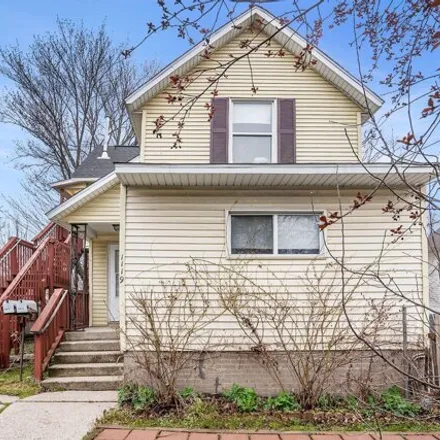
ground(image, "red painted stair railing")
xmin=31 ymin=288 xmax=69 ymax=381
xmin=0 ymin=238 xmax=35 ymax=295
xmin=0 ymin=223 xmax=70 ymax=369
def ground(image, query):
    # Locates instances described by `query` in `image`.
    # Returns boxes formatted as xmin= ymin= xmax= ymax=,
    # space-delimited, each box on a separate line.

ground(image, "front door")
xmin=108 ymin=244 xmax=120 ymax=322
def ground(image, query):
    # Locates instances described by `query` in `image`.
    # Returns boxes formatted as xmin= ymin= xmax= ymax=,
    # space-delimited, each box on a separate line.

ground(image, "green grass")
xmin=0 ymin=364 xmax=41 ymax=398
xmin=97 ymin=404 xmax=440 ymax=433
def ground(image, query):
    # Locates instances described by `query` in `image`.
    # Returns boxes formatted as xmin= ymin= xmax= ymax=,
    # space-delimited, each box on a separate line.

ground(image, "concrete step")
xmin=41 ymin=375 xmax=123 ymax=391
xmin=58 ymin=340 xmax=120 ymax=352
xmin=65 ymin=327 xmax=119 ymax=341
xmin=48 ymin=362 xmax=123 ymax=378
xmin=53 ymin=351 xmax=122 ymax=364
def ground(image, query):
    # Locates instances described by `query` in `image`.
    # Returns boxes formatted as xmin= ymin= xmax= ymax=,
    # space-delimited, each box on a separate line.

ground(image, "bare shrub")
xmin=190 ymin=258 xmax=399 ymax=408
xmin=125 ymin=263 xmax=225 ymax=405
xmin=125 ymin=256 xmax=416 ymax=408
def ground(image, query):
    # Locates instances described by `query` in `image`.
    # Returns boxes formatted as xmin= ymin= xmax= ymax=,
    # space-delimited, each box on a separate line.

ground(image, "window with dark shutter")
xmin=277 ymin=98 xmax=296 ymax=163
xmin=210 ymin=97 xmax=229 ymax=163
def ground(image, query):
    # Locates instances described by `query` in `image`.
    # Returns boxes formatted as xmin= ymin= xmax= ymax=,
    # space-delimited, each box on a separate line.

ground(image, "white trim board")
xmin=115 ymin=163 xmax=432 ymax=189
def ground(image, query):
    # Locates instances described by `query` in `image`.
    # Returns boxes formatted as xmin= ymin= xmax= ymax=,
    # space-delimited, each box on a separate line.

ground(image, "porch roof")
xmin=47 ymin=163 xmax=431 ymax=224
xmin=115 ymin=163 xmax=432 ymax=189
xmin=47 ymin=172 xmax=119 ymax=222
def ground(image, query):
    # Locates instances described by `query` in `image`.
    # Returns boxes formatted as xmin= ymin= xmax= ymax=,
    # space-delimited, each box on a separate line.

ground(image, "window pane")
xmin=231 ymin=215 xmax=273 ymax=254
xmin=233 ymin=135 xmax=271 ymax=163
xmin=278 ymin=215 xmax=320 ymax=254
xmin=233 ymin=102 xmax=272 ymax=133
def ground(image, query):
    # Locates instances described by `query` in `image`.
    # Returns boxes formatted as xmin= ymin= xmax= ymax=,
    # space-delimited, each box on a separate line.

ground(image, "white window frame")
xmin=228 ymin=99 xmax=277 ymax=164
xmin=226 ymin=210 xmax=326 ymax=259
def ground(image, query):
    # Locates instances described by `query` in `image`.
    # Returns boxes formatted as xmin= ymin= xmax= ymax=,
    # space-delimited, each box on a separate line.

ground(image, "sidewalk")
xmin=95 ymin=430 xmax=440 ymax=440
xmin=0 ymin=391 xmax=117 ymax=440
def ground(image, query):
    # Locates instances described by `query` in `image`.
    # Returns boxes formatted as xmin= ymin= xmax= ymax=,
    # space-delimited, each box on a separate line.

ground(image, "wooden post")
xmin=33 ymin=333 xmax=44 ymax=381
xmin=47 ymin=240 xmax=55 ymax=297
xmin=10 ymin=244 xmax=19 ymax=277
xmin=0 ymin=313 xmax=10 ymax=369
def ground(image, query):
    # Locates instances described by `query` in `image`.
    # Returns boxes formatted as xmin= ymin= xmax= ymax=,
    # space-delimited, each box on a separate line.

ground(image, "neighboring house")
xmin=46 ymin=7 xmax=431 ymax=393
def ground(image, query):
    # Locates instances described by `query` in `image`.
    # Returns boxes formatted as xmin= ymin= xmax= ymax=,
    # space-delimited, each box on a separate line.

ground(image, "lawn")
xmin=98 ymin=405 xmax=440 ymax=433
xmin=0 ymin=364 xmax=41 ymax=398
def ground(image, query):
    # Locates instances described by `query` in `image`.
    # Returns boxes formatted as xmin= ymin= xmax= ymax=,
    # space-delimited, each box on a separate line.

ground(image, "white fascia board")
xmin=115 ymin=163 xmax=431 ymax=177
xmin=126 ymin=6 xmax=383 ymax=112
xmin=47 ymin=172 xmax=119 ymax=221
xmin=50 ymin=177 xmax=98 ymax=189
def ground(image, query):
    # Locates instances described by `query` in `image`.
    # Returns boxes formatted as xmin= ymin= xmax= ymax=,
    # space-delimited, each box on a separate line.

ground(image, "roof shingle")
xmin=71 ymin=145 xmax=139 ymax=179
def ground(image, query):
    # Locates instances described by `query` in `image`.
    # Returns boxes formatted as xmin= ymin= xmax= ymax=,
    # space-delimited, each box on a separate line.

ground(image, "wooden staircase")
xmin=41 ymin=327 xmax=123 ymax=391
xmin=0 ymin=223 xmax=88 ymax=383
xmin=0 ymin=224 xmax=71 ymax=368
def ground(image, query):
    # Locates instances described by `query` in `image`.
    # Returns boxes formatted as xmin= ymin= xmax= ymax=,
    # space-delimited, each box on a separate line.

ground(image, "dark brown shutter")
xmin=210 ymin=97 xmax=229 ymax=163
xmin=277 ymin=98 xmax=296 ymax=163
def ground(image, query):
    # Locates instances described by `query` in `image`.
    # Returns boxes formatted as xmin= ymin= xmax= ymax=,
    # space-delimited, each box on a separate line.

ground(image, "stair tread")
xmin=61 ymin=339 xmax=119 ymax=344
xmin=83 ymin=326 xmax=118 ymax=331
xmin=42 ymin=375 xmax=123 ymax=383
xmin=49 ymin=362 xmax=123 ymax=369
xmin=55 ymin=351 xmax=121 ymax=356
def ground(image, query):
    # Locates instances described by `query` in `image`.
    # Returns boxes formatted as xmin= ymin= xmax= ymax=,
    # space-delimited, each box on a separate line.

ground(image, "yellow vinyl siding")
xmin=64 ymin=185 xmax=120 ymax=224
xmin=123 ymin=188 xmax=424 ymax=349
xmin=90 ymin=235 xmax=118 ymax=326
xmin=142 ymin=30 xmax=362 ymax=164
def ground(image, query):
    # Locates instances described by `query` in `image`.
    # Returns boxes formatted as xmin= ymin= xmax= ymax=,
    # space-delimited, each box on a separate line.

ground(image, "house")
xmin=44 ymin=6 xmax=431 ymax=393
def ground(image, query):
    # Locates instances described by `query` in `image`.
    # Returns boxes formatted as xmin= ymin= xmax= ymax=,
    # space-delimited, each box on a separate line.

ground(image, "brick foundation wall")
xmin=124 ymin=350 xmax=421 ymax=396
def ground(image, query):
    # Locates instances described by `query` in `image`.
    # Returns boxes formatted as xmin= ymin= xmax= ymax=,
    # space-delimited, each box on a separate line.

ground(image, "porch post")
xmin=0 ymin=313 xmax=10 ymax=368
xmin=69 ymin=224 xmax=89 ymax=330
xmin=69 ymin=224 xmax=79 ymax=330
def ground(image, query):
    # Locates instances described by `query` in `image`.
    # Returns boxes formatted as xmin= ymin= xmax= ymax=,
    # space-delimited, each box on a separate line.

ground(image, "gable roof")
xmin=126 ymin=6 xmax=384 ymax=139
xmin=47 ymin=172 xmax=119 ymax=222
xmin=71 ymin=145 xmax=139 ymax=179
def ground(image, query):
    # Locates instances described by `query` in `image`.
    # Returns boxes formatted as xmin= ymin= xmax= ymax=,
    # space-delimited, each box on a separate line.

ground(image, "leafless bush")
xmin=211 ymin=260 xmax=398 ymax=407
xmin=125 ymin=263 xmax=225 ymax=405
xmin=124 ymin=255 xmax=423 ymax=407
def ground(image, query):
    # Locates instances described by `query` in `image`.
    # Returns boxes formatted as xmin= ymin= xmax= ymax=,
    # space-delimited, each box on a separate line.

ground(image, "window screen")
xmin=278 ymin=215 xmax=320 ymax=254
xmin=231 ymin=215 xmax=273 ymax=254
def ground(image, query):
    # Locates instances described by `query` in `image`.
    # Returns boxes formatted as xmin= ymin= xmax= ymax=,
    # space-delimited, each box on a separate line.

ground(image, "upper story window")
xmin=230 ymin=101 xmax=275 ymax=164
xmin=210 ymin=97 xmax=295 ymax=164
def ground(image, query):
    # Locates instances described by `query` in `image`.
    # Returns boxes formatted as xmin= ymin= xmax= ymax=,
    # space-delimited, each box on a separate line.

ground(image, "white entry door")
xmin=108 ymin=244 xmax=120 ymax=322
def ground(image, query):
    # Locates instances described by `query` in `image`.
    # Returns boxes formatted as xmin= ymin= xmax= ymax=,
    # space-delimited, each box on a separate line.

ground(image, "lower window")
xmin=230 ymin=213 xmax=321 ymax=255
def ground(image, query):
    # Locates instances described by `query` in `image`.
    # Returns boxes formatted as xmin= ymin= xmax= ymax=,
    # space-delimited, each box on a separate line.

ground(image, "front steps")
xmin=41 ymin=327 xmax=123 ymax=391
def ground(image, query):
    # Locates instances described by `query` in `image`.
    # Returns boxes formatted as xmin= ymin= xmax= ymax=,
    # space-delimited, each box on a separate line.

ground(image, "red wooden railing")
xmin=31 ymin=288 xmax=69 ymax=381
xmin=0 ymin=236 xmax=70 ymax=368
xmin=33 ymin=223 xmax=69 ymax=247
xmin=0 ymin=238 xmax=35 ymax=294
xmin=0 ymin=220 xmax=90 ymax=377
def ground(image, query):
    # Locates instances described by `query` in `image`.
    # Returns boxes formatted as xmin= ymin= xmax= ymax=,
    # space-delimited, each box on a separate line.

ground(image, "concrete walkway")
xmin=0 ymin=391 xmax=117 ymax=440
xmin=95 ymin=431 xmax=440 ymax=440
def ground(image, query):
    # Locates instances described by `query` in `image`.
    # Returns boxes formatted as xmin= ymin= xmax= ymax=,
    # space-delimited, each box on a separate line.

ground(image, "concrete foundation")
xmin=124 ymin=350 xmax=421 ymax=396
